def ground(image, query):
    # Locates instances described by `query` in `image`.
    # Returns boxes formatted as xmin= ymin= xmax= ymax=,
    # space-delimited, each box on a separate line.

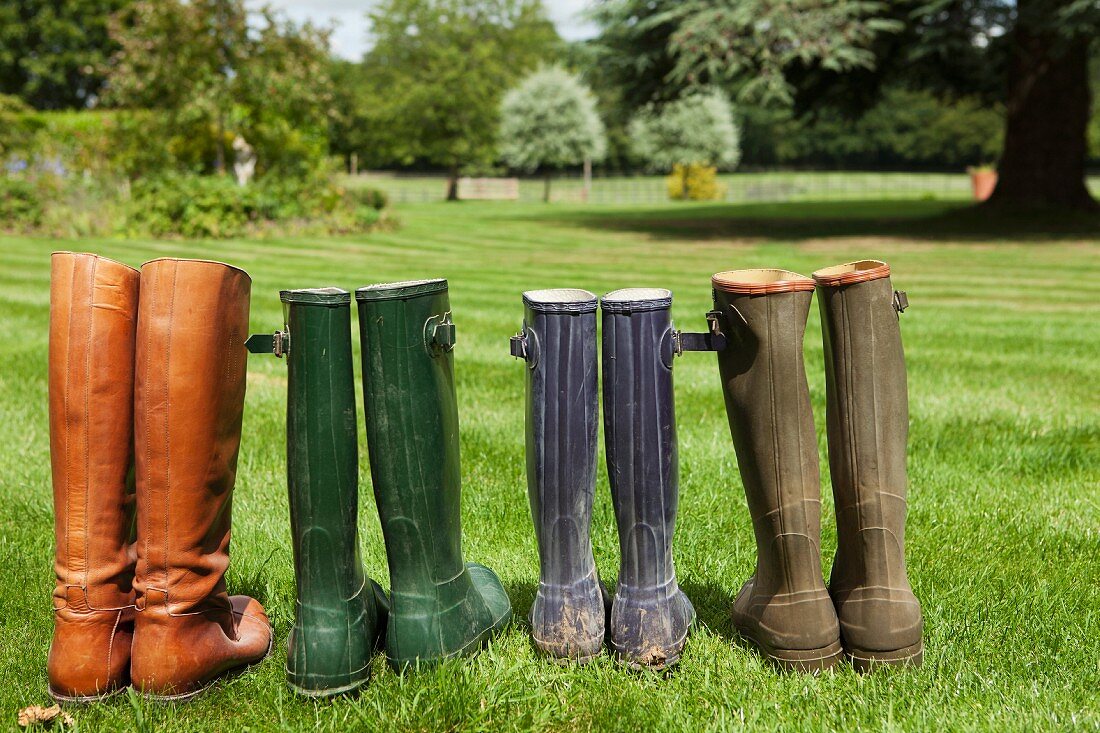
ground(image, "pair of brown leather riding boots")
xmin=47 ymin=253 xmax=272 ymax=702
xmin=711 ymin=260 xmax=923 ymax=672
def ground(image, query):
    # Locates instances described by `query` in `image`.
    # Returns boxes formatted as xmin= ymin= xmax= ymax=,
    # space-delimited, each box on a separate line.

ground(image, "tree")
xmin=499 ymin=67 xmax=607 ymax=201
xmin=628 ymin=91 xmax=741 ymax=172
xmin=104 ymin=0 xmax=333 ymax=179
xmin=0 ymin=0 xmax=131 ymax=109
xmin=592 ymin=0 xmax=1100 ymax=211
xmin=361 ymin=0 xmax=560 ymax=200
xmin=987 ymin=0 xmax=1097 ymax=209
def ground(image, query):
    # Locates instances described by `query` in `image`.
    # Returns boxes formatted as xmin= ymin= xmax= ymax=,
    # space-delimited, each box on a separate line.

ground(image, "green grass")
xmin=1 ymin=199 xmax=1098 ymax=731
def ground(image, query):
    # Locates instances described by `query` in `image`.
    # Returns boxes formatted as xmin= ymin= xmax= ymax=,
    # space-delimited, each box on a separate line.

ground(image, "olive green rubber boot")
xmin=711 ymin=270 xmax=842 ymax=672
xmin=281 ymin=288 xmax=388 ymax=697
xmin=355 ymin=279 xmax=512 ymax=670
xmin=812 ymin=261 xmax=923 ymax=671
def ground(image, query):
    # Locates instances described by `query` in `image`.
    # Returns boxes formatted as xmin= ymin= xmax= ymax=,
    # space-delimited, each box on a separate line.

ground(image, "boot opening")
xmin=280 ymin=287 xmax=350 ymax=305
xmin=600 ymin=288 xmax=672 ymax=313
xmin=711 ymin=269 xmax=814 ymax=295
xmin=355 ymin=279 xmax=447 ymax=301
xmin=523 ymin=289 xmax=597 ymax=313
xmin=812 ymin=260 xmax=890 ymax=287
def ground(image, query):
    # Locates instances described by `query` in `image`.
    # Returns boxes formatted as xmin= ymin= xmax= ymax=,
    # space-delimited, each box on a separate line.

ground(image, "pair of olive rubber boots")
xmin=511 ymin=288 xmax=722 ymax=670
xmin=711 ymin=260 xmax=923 ymax=673
xmin=252 ymin=280 xmax=511 ymax=697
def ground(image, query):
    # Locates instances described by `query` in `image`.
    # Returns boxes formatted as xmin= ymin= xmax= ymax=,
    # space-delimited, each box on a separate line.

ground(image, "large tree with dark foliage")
xmin=0 ymin=0 xmax=130 ymax=109
xmin=592 ymin=0 xmax=1099 ymax=210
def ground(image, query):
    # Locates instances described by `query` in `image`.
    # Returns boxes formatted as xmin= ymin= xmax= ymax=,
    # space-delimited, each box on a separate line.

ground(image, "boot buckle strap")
xmin=673 ymin=310 xmax=727 ymax=355
xmin=893 ymin=290 xmax=909 ymax=314
xmin=509 ymin=333 xmax=527 ymax=359
xmin=424 ymin=313 xmax=455 ymax=355
xmin=245 ymin=330 xmax=289 ymax=357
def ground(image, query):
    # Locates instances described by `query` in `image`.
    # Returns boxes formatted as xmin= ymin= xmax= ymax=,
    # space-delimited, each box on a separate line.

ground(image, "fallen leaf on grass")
xmin=17 ymin=705 xmax=73 ymax=728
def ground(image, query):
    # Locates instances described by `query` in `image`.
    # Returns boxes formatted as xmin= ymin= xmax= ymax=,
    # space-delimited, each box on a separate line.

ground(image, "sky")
xmin=260 ymin=0 xmax=599 ymax=61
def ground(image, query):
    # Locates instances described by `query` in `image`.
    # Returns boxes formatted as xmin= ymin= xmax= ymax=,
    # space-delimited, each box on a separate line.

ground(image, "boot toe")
xmin=229 ymin=595 xmax=274 ymax=663
xmin=465 ymin=563 xmax=512 ymax=628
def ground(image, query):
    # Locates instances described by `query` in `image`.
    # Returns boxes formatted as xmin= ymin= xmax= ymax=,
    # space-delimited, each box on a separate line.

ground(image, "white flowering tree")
xmin=629 ymin=91 xmax=741 ymax=172
xmin=499 ymin=66 xmax=607 ymax=202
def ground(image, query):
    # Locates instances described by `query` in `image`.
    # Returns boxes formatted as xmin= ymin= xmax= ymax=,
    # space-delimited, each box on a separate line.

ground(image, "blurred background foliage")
xmin=0 ymin=0 xmax=1097 ymax=236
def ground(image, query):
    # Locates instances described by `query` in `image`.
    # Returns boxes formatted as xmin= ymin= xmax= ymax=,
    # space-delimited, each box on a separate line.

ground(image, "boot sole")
xmin=609 ymin=628 xmax=690 ymax=672
xmin=614 ymin=649 xmax=681 ymax=673
xmin=735 ymin=625 xmax=843 ymax=674
xmin=48 ymin=685 xmax=127 ymax=704
xmin=846 ymin=640 xmax=923 ymax=672
xmin=137 ymin=630 xmax=275 ymax=703
xmin=287 ymin=675 xmax=369 ymax=699
xmin=531 ymin=638 xmax=604 ymax=666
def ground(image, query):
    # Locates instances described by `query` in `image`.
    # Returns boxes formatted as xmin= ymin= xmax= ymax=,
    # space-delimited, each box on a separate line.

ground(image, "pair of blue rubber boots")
xmin=510 ymin=288 xmax=722 ymax=669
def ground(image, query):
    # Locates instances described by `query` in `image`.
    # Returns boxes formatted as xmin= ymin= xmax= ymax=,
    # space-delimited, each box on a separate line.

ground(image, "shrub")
xmin=123 ymin=172 xmax=388 ymax=239
xmin=667 ymin=163 xmax=725 ymax=201
xmin=0 ymin=178 xmax=44 ymax=229
xmin=348 ymin=186 xmax=389 ymax=211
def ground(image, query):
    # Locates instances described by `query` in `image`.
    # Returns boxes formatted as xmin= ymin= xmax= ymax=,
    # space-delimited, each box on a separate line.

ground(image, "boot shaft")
xmin=355 ymin=279 xmax=463 ymax=593
xmin=600 ymin=288 xmax=679 ymax=590
xmin=133 ymin=258 xmax=251 ymax=613
xmin=812 ymin=261 xmax=911 ymax=590
xmin=282 ymin=288 xmax=367 ymax=605
xmin=518 ymin=289 xmax=599 ymax=585
xmin=711 ymin=270 xmax=824 ymax=583
xmin=49 ymin=252 xmax=139 ymax=612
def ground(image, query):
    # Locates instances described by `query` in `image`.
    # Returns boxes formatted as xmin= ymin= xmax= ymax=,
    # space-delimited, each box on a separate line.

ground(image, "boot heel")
xmin=846 ymin=640 xmax=924 ymax=672
xmin=745 ymin=638 xmax=844 ymax=673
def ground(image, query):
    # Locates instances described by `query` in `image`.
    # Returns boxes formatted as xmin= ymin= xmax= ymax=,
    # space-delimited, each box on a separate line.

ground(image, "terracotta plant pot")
xmin=969 ymin=170 xmax=998 ymax=201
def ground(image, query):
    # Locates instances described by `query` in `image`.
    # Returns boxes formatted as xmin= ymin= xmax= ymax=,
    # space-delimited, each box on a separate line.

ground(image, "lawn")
xmin=1 ymin=199 xmax=1098 ymax=731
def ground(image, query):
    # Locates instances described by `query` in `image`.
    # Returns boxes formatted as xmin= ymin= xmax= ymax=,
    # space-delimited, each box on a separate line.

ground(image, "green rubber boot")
xmin=355 ymin=279 xmax=512 ymax=670
xmin=279 ymin=288 xmax=388 ymax=696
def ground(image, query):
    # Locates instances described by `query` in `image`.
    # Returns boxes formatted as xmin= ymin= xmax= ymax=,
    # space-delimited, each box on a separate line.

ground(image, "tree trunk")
xmin=543 ymin=172 xmax=552 ymax=203
xmin=214 ymin=108 xmax=226 ymax=176
xmin=446 ymin=165 xmax=460 ymax=201
xmin=988 ymin=17 xmax=1097 ymax=211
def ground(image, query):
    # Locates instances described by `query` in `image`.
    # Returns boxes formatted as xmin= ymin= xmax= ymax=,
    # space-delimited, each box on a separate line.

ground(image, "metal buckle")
xmin=509 ymin=333 xmax=527 ymax=359
xmin=673 ymin=310 xmax=727 ymax=355
xmin=893 ymin=290 xmax=909 ymax=314
xmin=245 ymin=330 xmax=289 ymax=358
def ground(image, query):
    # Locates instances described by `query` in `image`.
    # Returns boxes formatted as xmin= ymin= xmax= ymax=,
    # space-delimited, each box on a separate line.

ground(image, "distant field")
xmin=348 ymin=170 xmax=1100 ymax=205
xmin=1 ymin=200 xmax=1097 ymax=731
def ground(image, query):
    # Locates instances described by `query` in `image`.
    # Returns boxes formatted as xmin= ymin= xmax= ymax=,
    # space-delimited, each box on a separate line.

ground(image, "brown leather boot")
xmin=130 ymin=258 xmax=272 ymax=701
xmin=47 ymin=253 xmax=140 ymax=702
xmin=712 ymin=270 xmax=842 ymax=672
xmin=813 ymin=261 xmax=923 ymax=671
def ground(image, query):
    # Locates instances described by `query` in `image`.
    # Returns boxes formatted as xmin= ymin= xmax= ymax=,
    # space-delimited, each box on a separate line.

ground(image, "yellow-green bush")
xmin=666 ymin=163 xmax=726 ymax=201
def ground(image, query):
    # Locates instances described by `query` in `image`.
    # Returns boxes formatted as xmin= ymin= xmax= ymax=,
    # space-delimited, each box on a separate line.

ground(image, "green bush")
xmin=123 ymin=172 xmax=388 ymax=239
xmin=0 ymin=178 xmax=44 ymax=229
xmin=349 ymin=186 xmax=389 ymax=210
xmin=0 ymin=109 xmax=389 ymax=238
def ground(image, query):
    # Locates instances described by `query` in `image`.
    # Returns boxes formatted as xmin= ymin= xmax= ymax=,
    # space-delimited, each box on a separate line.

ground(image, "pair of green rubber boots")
xmin=252 ymin=280 xmax=511 ymax=697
